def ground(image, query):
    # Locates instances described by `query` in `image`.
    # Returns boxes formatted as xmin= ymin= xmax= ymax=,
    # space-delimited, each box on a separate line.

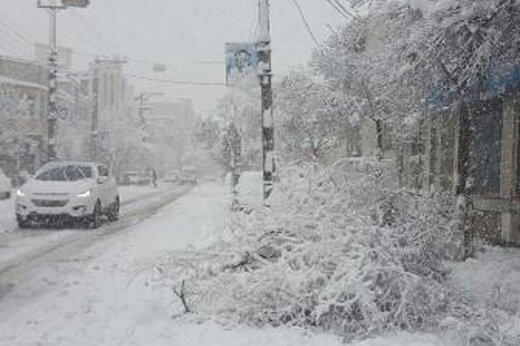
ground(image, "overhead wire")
xmin=126 ymin=73 xmax=226 ymax=87
xmin=289 ymin=0 xmax=324 ymax=55
xmin=0 ymin=0 xmax=352 ymax=89
xmin=0 ymin=21 xmax=33 ymax=59
xmin=68 ymin=9 xmax=117 ymax=53
xmin=0 ymin=18 xmax=33 ymax=48
xmin=59 ymin=16 xmax=112 ymax=56
xmin=323 ymin=0 xmax=350 ymax=20
xmin=0 ymin=15 xmax=34 ymax=48
xmin=331 ymin=0 xmax=359 ymax=21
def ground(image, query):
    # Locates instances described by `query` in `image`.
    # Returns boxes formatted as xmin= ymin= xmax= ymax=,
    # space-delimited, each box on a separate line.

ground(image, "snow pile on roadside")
xmin=155 ymin=162 xmax=513 ymax=344
xmin=0 ymin=197 xmax=15 ymax=232
xmin=235 ymin=171 xmax=263 ymax=210
xmin=448 ymin=246 xmax=520 ymax=342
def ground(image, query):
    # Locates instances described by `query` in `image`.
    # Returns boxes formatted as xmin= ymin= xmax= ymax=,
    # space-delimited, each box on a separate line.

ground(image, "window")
xmin=36 ymin=165 xmax=92 ymax=181
xmin=468 ymin=99 xmax=503 ymax=196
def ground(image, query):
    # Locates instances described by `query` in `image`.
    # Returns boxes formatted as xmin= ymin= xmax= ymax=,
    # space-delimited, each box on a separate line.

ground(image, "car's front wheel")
xmin=88 ymin=200 xmax=103 ymax=229
xmin=16 ymin=215 xmax=30 ymax=229
xmin=107 ymin=197 xmax=119 ymax=222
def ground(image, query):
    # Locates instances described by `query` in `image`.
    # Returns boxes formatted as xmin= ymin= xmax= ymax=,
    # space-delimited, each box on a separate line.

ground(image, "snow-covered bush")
xmin=153 ymin=160 xmax=468 ymax=340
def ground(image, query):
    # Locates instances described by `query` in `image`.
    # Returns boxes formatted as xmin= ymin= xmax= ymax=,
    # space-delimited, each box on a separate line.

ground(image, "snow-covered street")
xmin=0 ymin=182 xmax=217 ymax=345
xmin=0 ymin=183 xmax=191 ymax=342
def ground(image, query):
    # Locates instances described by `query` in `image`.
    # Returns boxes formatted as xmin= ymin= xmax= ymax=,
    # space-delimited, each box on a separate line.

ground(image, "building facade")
xmin=0 ymin=56 xmax=48 ymax=176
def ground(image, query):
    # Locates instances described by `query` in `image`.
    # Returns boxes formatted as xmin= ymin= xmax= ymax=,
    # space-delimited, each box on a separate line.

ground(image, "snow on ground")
xmin=0 ymin=184 xmax=182 ymax=267
xmin=118 ymin=183 xmax=174 ymax=204
xmin=449 ymin=246 xmax=520 ymax=338
xmin=0 ymin=180 xmax=446 ymax=346
xmin=0 ymin=196 xmax=14 ymax=233
xmin=4 ymin=176 xmax=517 ymax=345
xmin=235 ymin=171 xmax=263 ymax=210
xmin=450 ymin=247 xmax=520 ymax=305
xmin=0 ymin=182 xmax=230 ymax=345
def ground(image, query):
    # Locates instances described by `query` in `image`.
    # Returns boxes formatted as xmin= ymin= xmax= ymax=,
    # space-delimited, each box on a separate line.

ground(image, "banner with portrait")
xmin=225 ymin=43 xmax=258 ymax=86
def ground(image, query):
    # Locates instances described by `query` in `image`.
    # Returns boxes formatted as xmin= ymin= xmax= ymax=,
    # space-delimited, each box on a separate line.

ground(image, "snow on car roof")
xmin=38 ymin=161 xmax=102 ymax=169
xmin=35 ymin=161 xmax=104 ymax=175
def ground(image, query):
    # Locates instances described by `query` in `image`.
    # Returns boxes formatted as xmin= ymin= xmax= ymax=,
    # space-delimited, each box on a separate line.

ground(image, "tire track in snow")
xmin=0 ymin=185 xmax=192 ymax=319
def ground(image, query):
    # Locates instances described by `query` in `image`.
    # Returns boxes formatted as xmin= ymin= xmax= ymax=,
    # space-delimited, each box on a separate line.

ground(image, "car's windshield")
xmin=35 ymin=165 xmax=93 ymax=182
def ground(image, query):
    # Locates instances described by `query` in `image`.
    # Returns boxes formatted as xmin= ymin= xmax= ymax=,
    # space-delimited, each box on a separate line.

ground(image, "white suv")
xmin=15 ymin=162 xmax=119 ymax=229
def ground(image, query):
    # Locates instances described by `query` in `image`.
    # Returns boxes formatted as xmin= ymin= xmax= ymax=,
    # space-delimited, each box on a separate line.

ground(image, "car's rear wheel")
xmin=107 ymin=197 xmax=120 ymax=222
xmin=88 ymin=200 xmax=102 ymax=229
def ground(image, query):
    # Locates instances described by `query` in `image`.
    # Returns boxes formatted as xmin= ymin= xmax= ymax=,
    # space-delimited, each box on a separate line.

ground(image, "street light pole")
xmin=258 ymin=0 xmax=275 ymax=199
xmin=90 ymin=59 xmax=99 ymax=162
xmin=37 ymin=0 xmax=90 ymax=161
xmin=135 ymin=92 xmax=163 ymax=142
xmin=38 ymin=0 xmax=65 ymax=161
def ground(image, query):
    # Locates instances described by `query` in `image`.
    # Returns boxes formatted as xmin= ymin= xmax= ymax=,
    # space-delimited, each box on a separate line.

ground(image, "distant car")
xmin=15 ymin=162 xmax=119 ymax=229
xmin=178 ymin=167 xmax=198 ymax=185
xmin=0 ymin=170 xmax=11 ymax=200
xmin=161 ymin=171 xmax=180 ymax=183
xmin=119 ymin=171 xmax=151 ymax=186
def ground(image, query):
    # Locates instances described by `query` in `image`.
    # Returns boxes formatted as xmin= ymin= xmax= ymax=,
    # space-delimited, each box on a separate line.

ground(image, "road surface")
xmin=0 ymin=184 xmax=191 ymax=324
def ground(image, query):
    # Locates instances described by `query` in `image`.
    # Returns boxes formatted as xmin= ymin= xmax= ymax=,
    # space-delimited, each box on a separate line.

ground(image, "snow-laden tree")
xmin=213 ymin=76 xmax=262 ymax=169
xmin=316 ymin=0 xmax=520 ymax=151
xmin=275 ymin=71 xmax=354 ymax=162
xmin=99 ymin=108 xmax=154 ymax=177
xmin=149 ymin=160 xmax=520 ymax=343
xmin=316 ymin=2 xmax=430 ymax=152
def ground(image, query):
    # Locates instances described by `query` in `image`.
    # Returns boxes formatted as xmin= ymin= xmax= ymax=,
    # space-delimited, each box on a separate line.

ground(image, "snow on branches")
xmin=275 ymin=72 xmax=353 ymax=161
xmin=314 ymin=0 xmax=520 ymax=147
xmin=151 ymin=160 xmax=476 ymax=340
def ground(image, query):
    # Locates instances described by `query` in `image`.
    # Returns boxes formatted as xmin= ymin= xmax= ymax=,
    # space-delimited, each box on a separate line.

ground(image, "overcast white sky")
xmin=1 ymin=0 xmax=347 ymax=114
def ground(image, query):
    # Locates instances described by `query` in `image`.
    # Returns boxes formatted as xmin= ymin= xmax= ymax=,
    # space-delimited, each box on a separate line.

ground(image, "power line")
xmin=60 ymin=16 xmax=111 ymax=55
xmin=0 ymin=19 xmax=32 ymax=48
xmin=69 ymin=10 xmax=117 ymax=53
xmin=0 ymin=23 xmax=33 ymax=59
xmin=0 ymin=11 xmax=35 ymax=43
xmin=331 ymin=0 xmax=358 ymax=21
xmin=248 ymin=0 xmax=260 ymax=43
xmin=0 ymin=19 xmax=33 ymax=49
xmin=126 ymin=73 xmax=226 ymax=87
xmin=323 ymin=0 xmax=350 ymax=20
xmin=289 ymin=0 xmax=324 ymax=54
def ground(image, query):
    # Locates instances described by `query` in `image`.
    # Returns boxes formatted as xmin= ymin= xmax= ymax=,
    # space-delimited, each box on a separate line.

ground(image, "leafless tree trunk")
xmin=173 ymin=280 xmax=191 ymax=314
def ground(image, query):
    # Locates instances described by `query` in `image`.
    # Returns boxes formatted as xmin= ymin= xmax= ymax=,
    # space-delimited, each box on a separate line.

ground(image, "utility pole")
xmin=38 ymin=0 xmax=90 ymax=161
xmin=135 ymin=92 xmax=163 ymax=142
xmin=90 ymin=58 xmax=127 ymax=162
xmin=38 ymin=0 xmax=65 ymax=161
xmin=258 ymin=0 xmax=275 ymax=199
xmin=90 ymin=59 xmax=99 ymax=162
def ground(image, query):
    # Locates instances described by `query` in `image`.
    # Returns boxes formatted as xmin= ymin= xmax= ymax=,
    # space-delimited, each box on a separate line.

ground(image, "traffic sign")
xmin=62 ymin=0 xmax=89 ymax=7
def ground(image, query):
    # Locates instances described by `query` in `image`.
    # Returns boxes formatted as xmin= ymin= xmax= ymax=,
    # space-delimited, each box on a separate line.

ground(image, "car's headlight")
xmin=16 ymin=189 xmax=25 ymax=197
xmin=77 ymin=190 xmax=91 ymax=198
